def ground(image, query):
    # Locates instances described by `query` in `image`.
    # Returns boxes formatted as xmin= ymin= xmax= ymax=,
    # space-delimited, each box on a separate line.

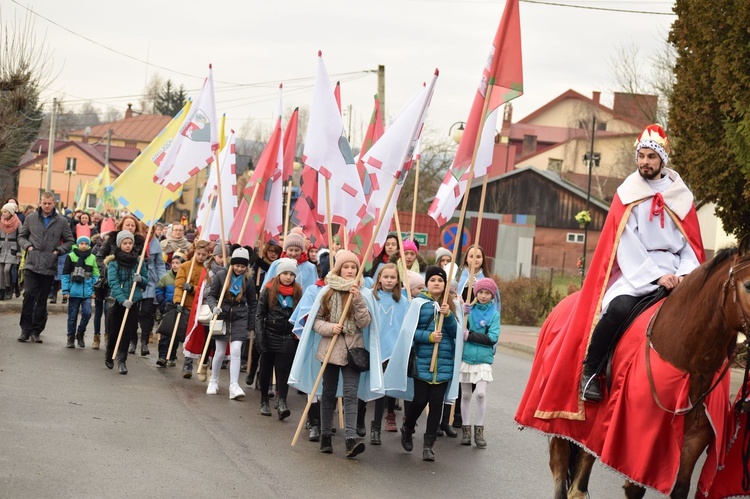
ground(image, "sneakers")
xmin=229 ymin=384 xmax=245 ymax=400
xmin=345 ymin=438 xmax=365 ymax=459
xmin=66 ymin=336 xmax=75 ymax=348
xmin=156 ymin=358 xmax=167 ymax=368
xmin=30 ymin=334 xmax=42 ymax=343
xmin=207 ymin=380 xmax=219 ymax=395
xmin=76 ymin=332 xmax=85 ymax=349
xmin=260 ymin=401 xmax=272 ymax=416
xmin=17 ymin=332 xmax=30 ymax=342
xmin=277 ymin=398 xmax=290 ymax=420
xmin=167 ymin=359 xmax=176 ymax=367
xmin=92 ymin=334 xmax=100 ymax=350
xmin=182 ymin=359 xmax=193 ymax=379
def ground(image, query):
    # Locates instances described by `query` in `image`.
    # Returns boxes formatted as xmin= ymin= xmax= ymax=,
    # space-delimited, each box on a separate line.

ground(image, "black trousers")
xmin=584 ymin=294 xmax=642 ymax=373
xmin=105 ymin=301 xmax=140 ymax=361
xmin=405 ymin=379 xmax=448 ymax=436
xmin=259 ymin=338 xmax=298 ymax=402
xmin=138 ymin=299 xmax=157 ymax=344
xmin=20 ymin=270 xmax=54 ymax=336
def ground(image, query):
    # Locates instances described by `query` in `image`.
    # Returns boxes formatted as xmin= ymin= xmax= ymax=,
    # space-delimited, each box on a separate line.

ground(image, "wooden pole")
xmin=429 ymin=84 xmax=496 ymax=373
xmin=196 ymin=182 xmax=263 ymax=375
xmin=393 ymin=210 xmax=412 ymax=302
xmin=213 ymin=150 xmax=228 ymax=265
xmin=111 ymin=188 xmax=164 ymax=360
xmin=410 ymin=155 xmax=420 ymax=240
xmin=283 ymin=180 xmax=293 ymax=236
xmin=292 ymin=176 xmax=401 ymax=446
xmin=325 ymin=178 xmax=335 ymax=269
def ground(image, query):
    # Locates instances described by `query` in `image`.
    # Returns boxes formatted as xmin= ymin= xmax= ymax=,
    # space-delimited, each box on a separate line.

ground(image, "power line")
xmin=519 ymin=0 xmax=674 ymax=15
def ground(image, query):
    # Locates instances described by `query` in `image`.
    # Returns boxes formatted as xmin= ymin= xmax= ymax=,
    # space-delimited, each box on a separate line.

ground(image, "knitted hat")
xmin=283 ymin=232 xmax=305 ymax=251
xmin=230 ymin=246 xmax=250 ymax=266
xmin=635 ymin=124 xmax=670 ymax=167
xmin=332 ymin=249 xmax=360 ymax=275
xmin=424 ymin=265 xmax=447 ymax=284
xmin=116 ymin=230 xmax=134 ymax=248
xmin=1 ymin=203 xmax=17 ymax=215
xmin=172 ymin=251 xmax=187 ymax=263
xmin=317 ymin=248 xmax=330 ymax=278
xmin=276 ymin=257 xmax=298 ymax=276
xmin=434 ymin=247 xmax=451 ymax=263
xmin=407 ymin=270 xmax=424 ymax=291
xmin=212 ymin=241 xmax=228 ymax=256
xmin=76 ymin=235 xmax=91 ymax=246
xmin=402 ymin=239 xmax=418 ymax=254
xmin=290 ymin=226 xmax=305 ymax=236
xmin=473 ymin=277 xmax=498 ymax=297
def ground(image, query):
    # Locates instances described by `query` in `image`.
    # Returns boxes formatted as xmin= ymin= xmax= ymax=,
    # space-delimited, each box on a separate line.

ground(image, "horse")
xmin=544 ymin=235 xmax=750 ymax=499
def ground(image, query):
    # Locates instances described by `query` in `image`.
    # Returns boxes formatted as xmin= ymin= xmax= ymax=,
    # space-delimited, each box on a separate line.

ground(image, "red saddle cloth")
xmin=515 ymin=297 xmax=730 ymax=495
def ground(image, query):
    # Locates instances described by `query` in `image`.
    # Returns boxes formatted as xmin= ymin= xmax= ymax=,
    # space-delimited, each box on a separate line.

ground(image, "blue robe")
xmin=288 ymin=285 xmax=384 ymax=401
xmin=263 ymin=258 xmax=317 ymax=291
xmin=382 ymin=296 xmax=464 ymax=403
xmin=458 ymin=268 xmax=485 ymax=298
xmin=289 ymin=283 xmax=323 ymax=338
xmin=361 ymin=288 xmax=409 ymax=361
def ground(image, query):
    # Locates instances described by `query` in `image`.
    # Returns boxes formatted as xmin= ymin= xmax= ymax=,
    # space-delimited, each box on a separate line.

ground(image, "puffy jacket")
xmin=143 ymin=237 xmax=166 ymax=299
xmin=412 ymin=295 xmax=457 ymax=384
xmin=155 ymin=270 xmax=176 ymax=308
xmin=205 ymin=268 xmax=257 ymax=342
xmin=107 ymin=256 xmax=149 ymax=304
xmin=255 ymin=286 xmax=298 ymax=353
xmin=18 ymin=208 xmax=74 ymax=275
xmin=61 ymin=246 xmax=99 ymax=298
xmin=174 ymin=256 xmax=203 ymax=310
xmin=96 ymin=231 xmax=145 ymax=274
xmin=462 ymin=303 xmax=500 ymax=365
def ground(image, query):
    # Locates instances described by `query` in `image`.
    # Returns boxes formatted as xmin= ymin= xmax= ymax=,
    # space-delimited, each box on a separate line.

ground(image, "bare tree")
xmin=396 ymin=132 xmax=455 ymax=213
xmin=140 ymin=72 xmax=164 ymax=114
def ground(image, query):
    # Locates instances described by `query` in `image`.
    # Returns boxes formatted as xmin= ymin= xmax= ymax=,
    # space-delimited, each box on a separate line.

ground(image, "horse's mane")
xmin=697 ymin=245 xmax=739 ymax=287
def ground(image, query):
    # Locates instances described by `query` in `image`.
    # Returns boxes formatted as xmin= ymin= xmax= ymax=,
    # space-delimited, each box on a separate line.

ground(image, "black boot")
xmin=117 ymin=356 xmax=128 ymax=375
xmin=451 ymin=411 xmax=463 ymax=429
xmin=277 ymin=398 xmax=291 ymax=420
xmin=260 ymin=400 xmax=272 ymax=416
xmin=356 ymin=399 xmax=367 ymax=437
xmin=128 ymin=341 xmax=136 ymax=355
xmin=66 ymin=336 xmax=75 ymax=348
xmin=345 ymin=438 xmax=365 ymax=458
xmin=439 ymin=404 xmax=457 ymax=437
xmin=140 ymin=342 xmax=149 ymax=356
xmin=422 ymin=434 xmax=437 ymax=461
xmin=76 ymin=332 xmax=84 ymax=349
xmin=370 ymin=422 xmax=381 ymax=445
xmin=308 ymin=402 xmax=321 ymax=441
xmin=320 ymin=434 xmax=333 ymax=453
xmin=400 ymin=425 xmax=414 ymax=452
xmin=580 ymin=366 xmax=603 ymax=402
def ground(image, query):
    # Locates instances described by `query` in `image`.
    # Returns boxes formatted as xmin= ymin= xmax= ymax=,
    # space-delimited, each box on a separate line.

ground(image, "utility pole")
xmin=45 ymin=98 xmax=58 ymax=193
xmin=347 ymin=104 xmax=353 ymax=142
xmin=581 ymin=116 xmax=596 ymax=285
xmin=377 ymin=65 xmax=385 ymax=125
xmin=104 ymin=129 xmax=113 ymax=166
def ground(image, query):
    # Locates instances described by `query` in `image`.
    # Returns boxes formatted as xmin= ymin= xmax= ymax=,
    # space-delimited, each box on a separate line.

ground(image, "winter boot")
xmin=385 ymin=412 xmax=397 ymax=432
xmin=277 ymin=398 xmax=291 ymax=420
xmin=182 ymin=358 xmax=193 ymax=379
xmin=474 ymin=425 xmax=487 ymax=448
xmin=461 ymin=425 xmax=472 ymax=446
xmin=260 ymin=401 xmax=272 ymax=417
xmin=345 ymin=438 xmax=365 ymax=459
xmin=356 ymin=399 xmax=367 ymax=437
xmin=128 ymin=341 xmax=136 ymax=355
xmin=422 ymin=434 xmax=437 ymax=461
xmin=117 ymin=356 xmax=128 ymax=375
xmin=439 ymin=405 xmax=457 ymax=437
xmin=76 ymin=332 xmax=85 ymax=348
xmin=49 ymin=290 xmax=57 ymax=304
xmin=92 ymin=334 xmax=100 ymax=350
xmin=400 ymin=425 xmax=414 ymax=452
xmin=308 ymin=402 xmax=321 ymax=441
xmin=140 ymin=342 xmax=149 ymax=356
xmin=66 ymin=336 xmax=75 ymax=348
xmin=320 ymin=434 xmax=333 ymax=454
xmin=370 ymin=422 xmax=381 ymax=445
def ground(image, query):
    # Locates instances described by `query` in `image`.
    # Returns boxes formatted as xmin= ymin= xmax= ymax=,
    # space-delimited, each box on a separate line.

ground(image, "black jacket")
xmin=255 ymin=286 xmax=296 ymax=353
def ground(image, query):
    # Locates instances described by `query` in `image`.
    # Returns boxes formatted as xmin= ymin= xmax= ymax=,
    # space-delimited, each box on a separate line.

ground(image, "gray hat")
xmin=116 ymin=230 xmax=134 ymax=248
xmin=276 ymin=257 xmax=298 ymax=276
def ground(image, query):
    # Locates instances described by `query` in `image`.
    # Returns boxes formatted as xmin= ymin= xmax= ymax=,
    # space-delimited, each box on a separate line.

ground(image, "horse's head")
xmin=724 ymin=234 xmax=750 ymax=336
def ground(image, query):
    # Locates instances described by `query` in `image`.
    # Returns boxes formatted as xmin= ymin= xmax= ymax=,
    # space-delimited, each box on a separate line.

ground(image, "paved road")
xmin=0 ymin=312 xmax=693 ymax=498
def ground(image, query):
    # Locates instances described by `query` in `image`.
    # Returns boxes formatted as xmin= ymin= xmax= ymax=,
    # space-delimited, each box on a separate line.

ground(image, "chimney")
xmin=125 ymin=103 xmax=133 ymax=119
xmin=592 ymin=91 xmax=601 ymax=104
xmin=501 ymin=103 xmax=513 ymax=137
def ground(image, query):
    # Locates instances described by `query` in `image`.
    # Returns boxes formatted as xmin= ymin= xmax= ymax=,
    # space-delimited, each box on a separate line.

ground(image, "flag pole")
xmin=410 ymin=154 xmax=420 ymax=239
xmin=292 ymin=175 xmax=401 ymax=446
xmin=283 ymin=180 xmax=293 ymax=236
xmin=213 ymin=150 xmax=228 ymax=264
xmin=429 ymin=83 xmax=496 ymax=373
xmin=110 ymin=188 xmax=165 ymax=361
xmin=195 ymin=181 xmax=263 ymax=376
xmin=392 ymin=210 xmax=412 ymax=302
xmin=324 ymin=178 xmax=335 ymax=268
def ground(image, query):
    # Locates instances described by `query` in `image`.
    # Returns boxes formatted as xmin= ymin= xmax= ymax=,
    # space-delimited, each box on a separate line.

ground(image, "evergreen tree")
xmin=669 ymin=0 xmax=750 ymax=237
xmin=154 ymin=80 xmax=187 ymax=117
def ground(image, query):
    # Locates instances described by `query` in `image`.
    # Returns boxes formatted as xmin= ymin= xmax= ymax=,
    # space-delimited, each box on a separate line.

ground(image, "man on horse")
xmin=580 ymin=123 xmax=704 ymax=402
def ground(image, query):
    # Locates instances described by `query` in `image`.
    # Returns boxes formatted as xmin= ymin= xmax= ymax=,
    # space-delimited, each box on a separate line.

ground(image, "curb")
xmin=0 ymin=300 xmax=68 ymax=314
xmin=498 ymin=342 xmax=536 ymax=355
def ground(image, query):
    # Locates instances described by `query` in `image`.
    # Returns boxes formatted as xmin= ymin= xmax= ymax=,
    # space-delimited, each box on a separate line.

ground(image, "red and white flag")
xmin=230 ymin=89 xmax=284 ymax=246
xmin=302 ymin=52 xmax=367 ymax=236
xmin=282 ymin=107 xmax=299 ymax=184
xmin=153 ymin=66 xmax=219 ymax=191
xmin=352 ymin=71 xmax=438 ymax=259
xmin=196 ymin=129 xmax=238 ymax=241
xmin=356 ymin=94 xmax=385 ymax=185
xmin=428 ymin=0 xmax=523 ymax=226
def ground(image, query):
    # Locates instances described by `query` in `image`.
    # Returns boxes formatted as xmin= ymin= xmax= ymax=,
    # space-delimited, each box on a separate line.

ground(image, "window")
xmin=65 ymin=157 xmax=77 ymax=173
xmin=548 ymin=158 xmax=563 ymax=172
xmin=596 ymin=121 xmax=607 ymax=131
xmin=567 ymin=233 xmax=585 ymax=244
xmin=86 ymin=193 xmax=97 ymax=210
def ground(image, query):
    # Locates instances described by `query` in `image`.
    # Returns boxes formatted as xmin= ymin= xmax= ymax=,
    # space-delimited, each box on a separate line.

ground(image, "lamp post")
xmin=64 ymin=167 xmax=76 ymax=209
xmin=449 ymin=121 xmax=465 ymax=144
xmin=581 ymin=117 xmax=599 ymax=285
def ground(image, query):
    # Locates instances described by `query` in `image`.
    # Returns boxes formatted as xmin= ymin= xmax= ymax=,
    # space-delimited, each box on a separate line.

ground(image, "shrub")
xmin=495 ymin=275 xmax=565 ymax=327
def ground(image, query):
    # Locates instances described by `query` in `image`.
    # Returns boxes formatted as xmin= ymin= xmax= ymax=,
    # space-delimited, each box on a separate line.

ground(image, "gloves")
xmin=132 ymin=274 xmax=143 ymax=283
xmin=122 ymin=299 xmax=133 ymax=309
xmin=464 ymin=329 xmax=469 ymax=341
xmin=463 ymin=303 xmax=471 ymax=314
xmin=182 ymin=283 xmax=193 ymax=292
xmin=175 ymin=304 xmax=184 ymax=314
xmin=212 ymin=306 xmax=222 ymax=315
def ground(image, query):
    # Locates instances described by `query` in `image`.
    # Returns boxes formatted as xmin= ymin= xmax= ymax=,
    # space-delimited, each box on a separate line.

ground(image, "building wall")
xmin=533 ymin=227 xmax=600 ymax=271
xmin=697 ymin=202 xmax=737 ymax=258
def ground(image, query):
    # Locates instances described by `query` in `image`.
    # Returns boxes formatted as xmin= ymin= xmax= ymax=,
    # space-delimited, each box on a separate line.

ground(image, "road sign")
xmin=400 ymin=232 xmax=427 ymax=246
xmin=440 ymin=224 xmax=470 ymax=251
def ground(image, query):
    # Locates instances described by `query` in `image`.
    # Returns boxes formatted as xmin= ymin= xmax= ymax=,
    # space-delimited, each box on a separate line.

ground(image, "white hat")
xmin=230 ymin=247 xmax=250 ymax=266
xmin=276 ymin=257 xmax=298 ymax=276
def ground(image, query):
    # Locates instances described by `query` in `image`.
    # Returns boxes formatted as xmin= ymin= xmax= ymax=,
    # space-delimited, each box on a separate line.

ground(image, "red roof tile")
xmin=69 ymin=114 xmax=171 ymax=144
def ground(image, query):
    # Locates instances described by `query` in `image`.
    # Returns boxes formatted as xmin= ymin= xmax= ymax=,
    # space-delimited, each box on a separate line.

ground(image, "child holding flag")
xmin=61 ymin=233 xmax=99 ymax=348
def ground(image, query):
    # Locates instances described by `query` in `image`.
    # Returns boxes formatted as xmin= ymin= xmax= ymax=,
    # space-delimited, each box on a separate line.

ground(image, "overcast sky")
xmin=7 ymin=0 xmax=675 ymax=144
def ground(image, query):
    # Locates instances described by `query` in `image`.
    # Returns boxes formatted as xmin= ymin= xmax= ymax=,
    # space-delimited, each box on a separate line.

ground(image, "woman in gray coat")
xmin=0 ymin=203 xmax=21 ymax=300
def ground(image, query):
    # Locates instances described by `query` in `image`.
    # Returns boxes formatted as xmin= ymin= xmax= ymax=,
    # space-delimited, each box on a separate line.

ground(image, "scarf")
xmin=114 ymin=248 xmax=139 ymax=268
xmin=282 ymin=250 xmax=309 ymax=265
xmin=73 ymin=247 xmax=92 ymax=273
xmin=229 ymin=273 xmax=244 ymax=297
xmin=470 ymin=301 xmax=496 ymax=331
xmin=324 ymin=273 xmax=359 ymax=336
xmin=0 ymin=214 xmax=20 ymax=235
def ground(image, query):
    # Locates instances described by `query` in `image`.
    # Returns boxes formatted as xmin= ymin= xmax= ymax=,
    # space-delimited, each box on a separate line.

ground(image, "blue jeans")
xmin=93 ymin=298 xmax=108 ymax=336
xmin=67 ymin=297 xmax=92 ymax=337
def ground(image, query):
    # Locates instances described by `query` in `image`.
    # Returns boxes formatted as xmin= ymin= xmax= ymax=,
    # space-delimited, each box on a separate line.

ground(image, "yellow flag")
xmin=75 ymin=181 xmax=91 ymax=211
xmin=107 ymin=102 xmax=190 ymax=225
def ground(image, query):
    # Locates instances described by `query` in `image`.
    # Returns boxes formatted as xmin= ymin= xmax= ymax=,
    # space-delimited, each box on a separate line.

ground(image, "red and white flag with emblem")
xmin=153 ymin=66 xmax=219 ymax=191
xmin=196 ymin=129 xmax=238 ymax=241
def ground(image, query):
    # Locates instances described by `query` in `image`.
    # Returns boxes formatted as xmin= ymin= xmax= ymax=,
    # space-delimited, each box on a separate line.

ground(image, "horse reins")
xmin=645 ymin=258 xmax=750 ymax=417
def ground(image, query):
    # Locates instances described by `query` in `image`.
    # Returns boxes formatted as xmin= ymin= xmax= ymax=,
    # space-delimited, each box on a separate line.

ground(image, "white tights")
xmin=460 ymin=381 xmax=488 ymax=426
xmin=210 ymin=339 xmax=242 ymax=387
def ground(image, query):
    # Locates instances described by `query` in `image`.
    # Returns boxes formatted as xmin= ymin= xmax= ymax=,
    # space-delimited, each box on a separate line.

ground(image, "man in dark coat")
xmin=18 ymin=192 xmax=74 ymax=342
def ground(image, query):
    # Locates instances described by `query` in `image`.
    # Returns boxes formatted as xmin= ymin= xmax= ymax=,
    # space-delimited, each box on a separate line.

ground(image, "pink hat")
xmin=473 ymin=277 xmax=498 ymax=297
xmin=332 ymin=249 xmax=360 ymax=275
xmin=407 ymin=270 xmax=424 ymax=291
xmin=402 ymin=240 xmax=418 ymax=253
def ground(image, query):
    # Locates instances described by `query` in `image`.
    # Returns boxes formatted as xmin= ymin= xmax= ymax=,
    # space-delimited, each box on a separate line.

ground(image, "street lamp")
xmin=64 ymin=159 xmax=76 ymax=209
xmin=449 ymin=121 xmax=466 ymax=144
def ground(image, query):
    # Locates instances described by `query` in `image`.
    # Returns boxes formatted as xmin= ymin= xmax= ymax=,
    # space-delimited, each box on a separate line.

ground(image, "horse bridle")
xmin=645 ymin=257 xmax=750 ymax=417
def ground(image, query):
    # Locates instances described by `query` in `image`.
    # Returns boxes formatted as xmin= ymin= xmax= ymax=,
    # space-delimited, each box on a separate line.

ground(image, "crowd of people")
xmin=8 ymin=196 xmax=502 ymax=461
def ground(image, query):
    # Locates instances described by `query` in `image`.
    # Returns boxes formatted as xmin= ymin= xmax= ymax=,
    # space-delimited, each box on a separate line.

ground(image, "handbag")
xmin=407 ymin=345 xmax=418 ymax=378
xmin=198 ymin=304 xmax=213 ymax=325
xmin=210 ymin=319 xmax=225 ymax=336
xmin=345 ymin=339 xmax=370 ymax=373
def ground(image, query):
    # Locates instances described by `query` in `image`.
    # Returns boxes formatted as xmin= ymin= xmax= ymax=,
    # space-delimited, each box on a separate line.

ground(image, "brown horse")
xmin=549 ymin=235 xmax=750 ymax=499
